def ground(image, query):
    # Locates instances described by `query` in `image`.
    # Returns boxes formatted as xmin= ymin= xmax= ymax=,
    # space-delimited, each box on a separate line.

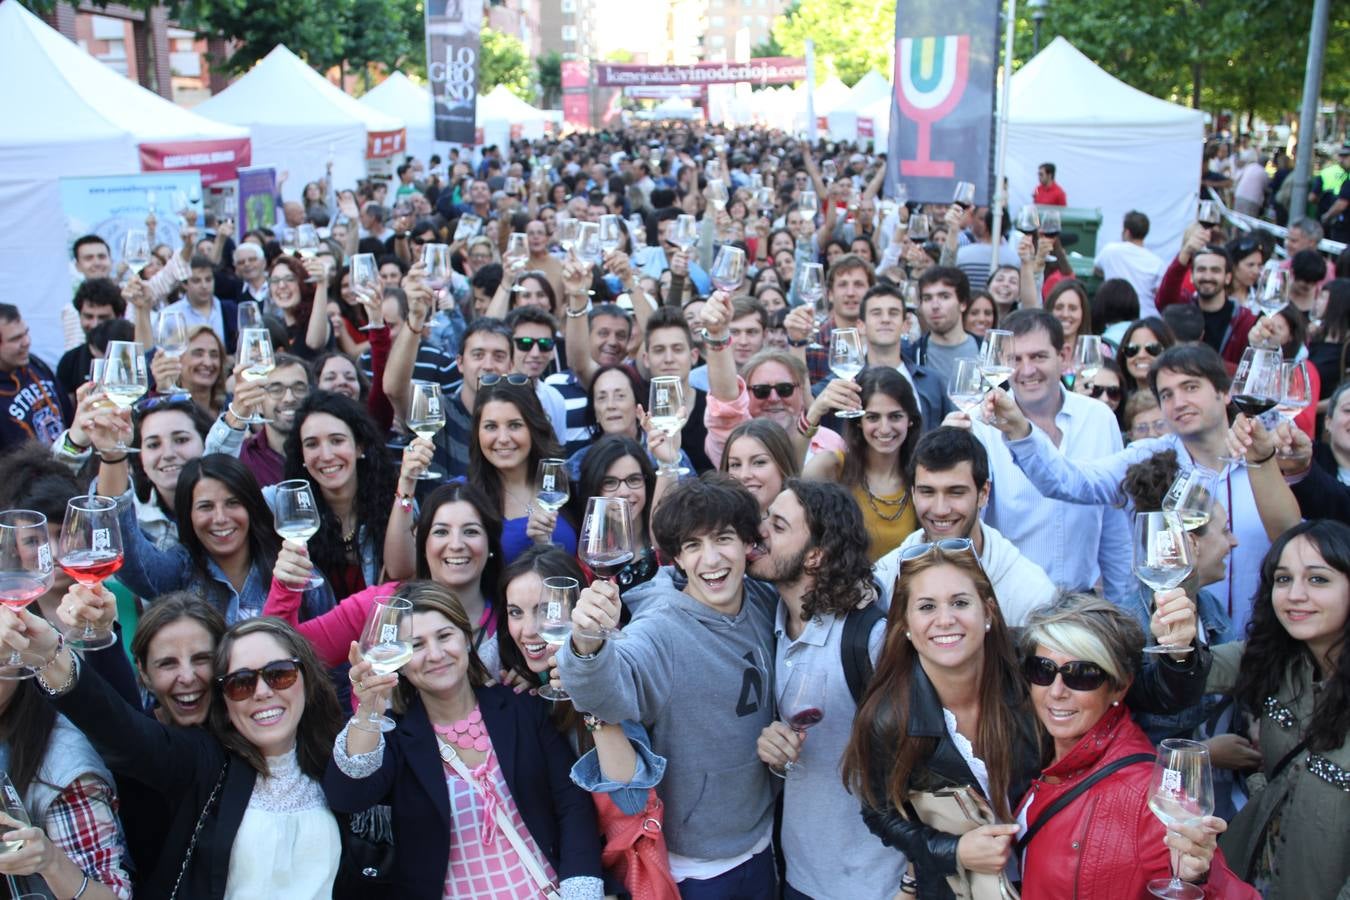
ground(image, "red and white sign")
xmin=816 ymin=116 xmax=828 ymax=132
xmin=138 ymin=138 xmax=252 ymax=185
xmin=858 ymin=117 xmax=875 ymax=139
xmin=366 ymin=129 xmax=407 ymax=159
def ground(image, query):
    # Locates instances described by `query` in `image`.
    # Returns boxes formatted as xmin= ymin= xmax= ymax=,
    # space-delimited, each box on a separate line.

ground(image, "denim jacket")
xmin=260 ymin=483 xmax=381 ymax=589
xmin=568 ymin=720 xmax=667 ymax=817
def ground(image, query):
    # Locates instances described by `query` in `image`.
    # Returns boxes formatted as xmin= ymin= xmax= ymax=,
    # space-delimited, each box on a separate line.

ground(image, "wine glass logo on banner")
xmin=896 ymin=35 xmax=971 ymax=178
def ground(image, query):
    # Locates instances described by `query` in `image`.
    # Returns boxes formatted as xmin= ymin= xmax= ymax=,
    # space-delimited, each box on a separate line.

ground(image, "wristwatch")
xmin=787 ymin=336 xmax=811 ymax=348
xmin=700 ymin=328 xmax=732 ymax=350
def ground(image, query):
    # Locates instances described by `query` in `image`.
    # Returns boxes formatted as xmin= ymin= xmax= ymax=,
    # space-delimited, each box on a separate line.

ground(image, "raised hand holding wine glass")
xmin=577 ymin=497 xmax=633 ymax=641
xmin=1133 ymin=512 xmax=1195 ymax=655
xmin=155 ymin=310 xmax=188 ymax=391
xmin=98 ymin=341 xmax=148 ymax=453
xmin=647 ymin=377 xmax=687 ymax=478
xmin=1146 ymin=739 xmax=1215 ymax=899
xmin=352 ymin=595 xmax=414 ymax=733
xmin=273 ymin=479 xmax=325 ymax=590
xmin=0 ymin=510 xmax=55 ymax=680
xmin=829 ymin=329 xmax=866 ymax=419
xmin=56 ymin=496 xmax=122 ymax=651
xmin=536 ymin=458 xmax=570 ymax=514
xmin=236 ymin=328 xmax=276 ymax=425
xmin=406 ymin=381 xmax=446 ymax=480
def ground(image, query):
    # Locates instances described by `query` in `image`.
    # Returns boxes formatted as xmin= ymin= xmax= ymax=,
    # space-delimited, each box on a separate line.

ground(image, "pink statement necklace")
xmin=433 ymin=707 xmax=491 ymax=754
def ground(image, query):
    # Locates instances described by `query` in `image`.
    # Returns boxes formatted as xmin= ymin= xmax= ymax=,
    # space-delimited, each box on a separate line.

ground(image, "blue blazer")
xmin=323 ymin=684 xmax=603 ymax=899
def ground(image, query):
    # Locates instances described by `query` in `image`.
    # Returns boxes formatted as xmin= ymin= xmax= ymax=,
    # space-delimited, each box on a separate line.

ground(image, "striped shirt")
xmin=543 ymin=371 xmax=593 ymax=457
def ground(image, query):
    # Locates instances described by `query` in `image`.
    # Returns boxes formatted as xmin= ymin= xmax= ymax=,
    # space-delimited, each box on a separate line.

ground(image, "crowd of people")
xmin=0 ymin=121 xmax=1346 ymax=900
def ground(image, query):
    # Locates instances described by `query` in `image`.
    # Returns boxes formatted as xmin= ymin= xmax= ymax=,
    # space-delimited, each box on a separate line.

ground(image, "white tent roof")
xmin=477 ymin=84 xmax=550 ymax=123
xmin=1004 ymin=37 xmax=1204 ymax=260
xmin=841 ymin=71 xmax=891 ymax=113
xmin=812 ymin=75 xmax=851 ymax=115
xmin=0 ymin=0 xmax=249 ymax=363
xmin=361 ymin=71 xmax=437 ymax=162
xmin=196 ymin=45 xmax=404 ymax=200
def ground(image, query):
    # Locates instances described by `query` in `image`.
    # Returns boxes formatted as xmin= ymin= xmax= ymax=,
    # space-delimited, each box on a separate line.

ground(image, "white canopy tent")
xmin=195 ymin=45 xmax=405 ymax=202
xmin=1003 ymin=37 xmax=1204 ymax=256
xmin=476 ymin=84 xmax=552 ymax=148
xmin=360 ymin=71 xmax=445 ymax=164
xmin=827 ymin=71 xmax=893 ymax=144
xmin=0 ymin=0 xmax=251 ymax=362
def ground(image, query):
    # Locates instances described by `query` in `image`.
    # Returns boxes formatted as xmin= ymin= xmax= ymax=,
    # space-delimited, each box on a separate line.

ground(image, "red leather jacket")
xmin=1017 ymin=706 xmax=1258 ymax=899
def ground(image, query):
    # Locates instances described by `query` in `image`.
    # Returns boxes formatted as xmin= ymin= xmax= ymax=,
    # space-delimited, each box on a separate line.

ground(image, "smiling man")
xmin=909 ymin=266 xmax=980 ymax=390
xmin=206 ymin=353 xmax=313 ymax=487
xmin=1156 ymin=235 xmax=1258 ymax=367
xmin=559 ymin=474 xmax=781 ymax=898
xmin=873 ymin=426 xmax=1056 ymax=625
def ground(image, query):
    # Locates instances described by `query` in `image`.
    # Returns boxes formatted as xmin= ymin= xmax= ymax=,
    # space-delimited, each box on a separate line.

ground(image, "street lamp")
xmin=1029 ymin=0 xmax=1049 ymax=56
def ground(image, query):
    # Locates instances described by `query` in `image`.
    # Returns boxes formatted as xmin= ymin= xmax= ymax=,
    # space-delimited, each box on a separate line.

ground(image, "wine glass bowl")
xmin=273 ymin=479 xmax=325 ymax=590
xmin=354 ymin=595 xmax=414 ymax=733
xmin=99 ymin=341 xmax=148 ymax=452
xmin=829 ymin=329 xmax=866 ymax=419
xmin=406 ymin=382 xmax=446 ymax=480
xmin=536 ymin=576 xmax=578 ymax=702
xmin=155 ymin=310 xmax=188 ymax=391
xmin=236 ymin=328 xmax=276 ymax=425
xmin=1133 ymin=511 xmax=1195 ymax=654
xmin=710 ymin=246 xmax=746 ymax=293
xmin=0 ymin=510 xmax=55 ymax=679
xmin=1146 ymin=739 xmax=1214 ymax=899
xmin=578 ymin=497 xmax=634 ymax=641
xmin=57 ymin=496 xmax=121 ymax=650
xmin=648 ymin=377 xmax=687 ymax=478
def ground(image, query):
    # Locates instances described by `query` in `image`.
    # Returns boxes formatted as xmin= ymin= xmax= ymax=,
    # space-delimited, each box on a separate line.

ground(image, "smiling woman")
xmin=125 ymin=398 xmax=211 ymax=548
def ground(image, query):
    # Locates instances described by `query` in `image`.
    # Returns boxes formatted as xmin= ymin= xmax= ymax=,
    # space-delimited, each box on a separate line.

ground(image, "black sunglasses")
xmin=1024 ymin=655 xmax=1110 ymax=692
xmin=479 ymin=373 xmax=531 ymax=387
xmin=1124 ymin=342 xmax=1164 ymax=359
xmin=133 ymin=391 xmax=192 ymax=417
xmin=1090 ymin=384 xmax=1123 ymax=401
xmin=218 ymin=658 xmax=302 ymax=701
xmin=513 ymin=336 xmax=556 ymax=353
xmin=748 ymin=381 xmax=797 ymax=400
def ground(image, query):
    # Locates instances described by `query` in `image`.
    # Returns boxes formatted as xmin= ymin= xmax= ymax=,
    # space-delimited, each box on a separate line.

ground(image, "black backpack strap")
xmin=842 ymin=603 xmax=885 ymax=705
xmin=1268 ymin=735 xmax=1312 ymax=784
xmin=1015 ymin=752 xmax=1155 ymax=857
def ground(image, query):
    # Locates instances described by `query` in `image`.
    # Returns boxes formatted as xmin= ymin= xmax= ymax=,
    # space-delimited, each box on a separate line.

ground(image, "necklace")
xmin=433 ymin=707 xmax=490 ymax=754
xmin=502 ymin=483 xmax=535 ymax=516
xmin=862 ymin=478 xmax=910 ymax=522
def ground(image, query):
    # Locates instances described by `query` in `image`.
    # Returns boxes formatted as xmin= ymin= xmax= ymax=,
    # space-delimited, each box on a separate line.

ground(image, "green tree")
xmin=772 ymin=0 xmax=894 ymax=86
xmin=478 ymin=27 xmax=534 ymax=101
xmin=537 ymin=50 xmax=563 ymax=108
xmin=343 ymin=0 xmax=423 ymax=89
xmin=174 ymin=0 xmax=354 ymax=74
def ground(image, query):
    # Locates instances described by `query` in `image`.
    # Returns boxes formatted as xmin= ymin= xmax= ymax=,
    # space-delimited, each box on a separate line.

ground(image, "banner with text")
xmin=426 ymin=0 xmax=483 ymax=144
xmin=236 ymin=166 xmax=278 ymax=233
xmin=887 ymin=0 xmax=999 ymax=204
xmin=59 ymin=172 xmax=202 ymax=273
xmin=562 ymin=59 xmax=591 ymax=129
xmin=595 ymin=57 xmax=806 ymax=88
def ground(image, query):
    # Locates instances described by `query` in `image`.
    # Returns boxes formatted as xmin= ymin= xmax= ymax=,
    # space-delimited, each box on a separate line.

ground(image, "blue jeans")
xmin=676 ymin=848 xmax=777 ymax=900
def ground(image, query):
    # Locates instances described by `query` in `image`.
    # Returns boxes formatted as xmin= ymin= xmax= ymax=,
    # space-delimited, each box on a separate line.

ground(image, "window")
xmin=710 ymin=15 xmax=724 ymax=27
xmin=561 ymin=0 xmax=576 ymax=11
xmin=561 ymin=24 xmax=577 ymax=41
xmin=709 ymin=34 xmax=726 ymax=48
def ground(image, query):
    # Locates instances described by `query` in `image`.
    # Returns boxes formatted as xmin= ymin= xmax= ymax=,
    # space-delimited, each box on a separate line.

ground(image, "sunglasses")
xmin=133 ymin=391 xmax=192 ymax=417
xmin=899 ymin=537 xmax=976 ymax=563
xmin=1090 ymin=384 xmax=1123 ymax=401
xmin=1123 ymin=342 xmax=1164 ymax=359
xmin=513 ymin=336 xmax=556 ymax=353
xmin=479 ymin=373 xmax=531 ymax=387
xmin=1023 ymin=655 xmax=1110 ymax=692
xmin=218 ymin=658 xmax=302 ymax=701
xmin=748 ymin=381 xmax=797 ymax=400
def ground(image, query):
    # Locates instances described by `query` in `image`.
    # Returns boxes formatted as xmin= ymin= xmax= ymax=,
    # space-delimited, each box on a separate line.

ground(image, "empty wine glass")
xmin=1276 ymin=360 xmax=1311 ymax=458
xmin=576 ymin=222 xmax=602 ymax=265
xmin=953 ymin=181 xmax=976 ymax=209
xmin=578 ymin=497 xmax=633 ymax=640
xmin=830 ymin=329 xmax=866 ymax=419
xmin=536 ymin=458 xmax=570 ymax=513
xmin=277 ymin=225 xmax=298 ymax=256
xmin=648 ymin=377 xmax=686 ymax=478
xmin=453 ymin=214 xmax=481 ymax=243
xmin=980 ymin=330 xmax=1015 ymax=422
xmin=1133 ymin=511 xmax=1195 ymax=655
xmin=57 ymin=495 xmax=122 ymax=650
xmin=774 ymin=663 xmax=826 ymax=777
xmin=1162 ymin=468 xmax=1217 ymax=532
xmin=1070 ymin=334 xmax=1104 ymax=390
xmin=407 ymin=381 xmax=446 ymax=480
xmin=99 ymin=341 xmax=148 ymax=452
xmin=626 ymin=215 xmax=647 ymax=249
xmin=236 ymin=328 xmax=276 ymax=425
xmin=536 ymin=576 xmax=578 ymax=702
xmin=155 ymin=310 xmax=188 ymax=391
xmin=296 ymin=224 xmax=321 ymax=270
xmin=122 ymin=230 xmax=150 ymax=277
xmin=354 ymin=595 xmax=414 ymax=732
xmin=350 ymin=253 xmax=381 ymax=322
xmin=798 ymin=189 xmax=818 ymax=216
xmin=0 ymin=510 xmax=55 ymax=680
xmin=1255 ymin=267 xmax=1288 ymax=319
xmin=669 ymin=215 xmax=698 ymax=253
xmin=504 ymin=232 xmax=530 ymax=290
xmin=707 ymin=178 xmax=729 ymax=211
xmin=710 ymin=246 xmax=746 ymax=292
xmin=421 ymin=243 xmax=451 ymax=291
xmin=598 ymin=215 xmax=624 ymax=255
xmin=948 ymin=357 xmax=987 ymax=417
xmin=556 ymin=218 xmax=580 ymax=255
xmin=273 ymin=479 xmax=325 ymax=589
xmin=798 ymin=262 xmax=827 ymax=349
xmin=237 ymin=300 xmax=264 ymax=333
xmin=1146 ymin=739 xmax=1214 ymax=899
xmin=820 ymin=159 xmax=837 ymax=184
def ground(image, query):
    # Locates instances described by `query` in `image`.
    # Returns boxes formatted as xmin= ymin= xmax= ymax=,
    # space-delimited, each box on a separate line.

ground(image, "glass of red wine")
xmin=58 ymin=496 xmax=123 ymax=650
xmin=0 ymin=510 xmax=56 ymax=680
xmin=774 ymin=663 xmax=826 ymax=778
xmin=577 ymin=496 xmax=633 ymax=641
xmin=1220 ymin=347 xmax=1282 ymax=470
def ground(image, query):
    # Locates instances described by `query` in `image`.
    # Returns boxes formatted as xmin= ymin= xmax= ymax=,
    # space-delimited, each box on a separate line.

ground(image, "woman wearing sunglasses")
xmin=1016 ymin=594 xmax=1255 ymax=899
xmin=1074 ymin=357 xmax=1126 ymax=424
xmin=1 ymin=605 xmax=350 ymax=898
xmin=1118 ymin=317 xmax=1176 ymax=398
xmin=843 ymin=542 xmax=1208 ymax=899
xmin=328 ymin=581 xmax=605 ymax=898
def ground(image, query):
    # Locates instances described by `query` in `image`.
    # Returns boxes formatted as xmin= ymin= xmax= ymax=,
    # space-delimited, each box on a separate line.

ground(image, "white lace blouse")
xmin=224 ymin=748 xmax=341 ymax=900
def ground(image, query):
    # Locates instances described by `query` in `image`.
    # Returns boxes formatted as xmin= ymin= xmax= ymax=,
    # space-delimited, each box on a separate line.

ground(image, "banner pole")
xmin=990 ymin=0 xmax=1017 ymax=271
xmin=805 ymin=39 xmax=817 ymax=142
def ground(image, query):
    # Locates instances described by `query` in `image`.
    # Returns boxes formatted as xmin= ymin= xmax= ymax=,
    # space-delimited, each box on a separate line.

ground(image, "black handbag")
xmin=333 ymin=804 xmax=397 ymax=898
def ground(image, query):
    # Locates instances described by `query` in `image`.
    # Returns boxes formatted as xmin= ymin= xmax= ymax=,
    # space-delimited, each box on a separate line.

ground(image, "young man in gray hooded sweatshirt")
xmin=558 ymin=474 xmax=780 ymax=898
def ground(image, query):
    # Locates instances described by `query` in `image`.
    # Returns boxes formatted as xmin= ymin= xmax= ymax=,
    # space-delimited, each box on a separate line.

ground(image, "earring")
xmin=904 ymin=631 xmax=912 ymax=640
xmin=1111 ymin=700 xmax=1120 ymax=707
xmin=984 ymin=623 xmax=991 ymax=632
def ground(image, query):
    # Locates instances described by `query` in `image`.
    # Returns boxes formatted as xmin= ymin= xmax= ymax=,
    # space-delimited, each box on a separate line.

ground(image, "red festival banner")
xmin=562 ymin=59 xmax=591 ymax=129
xmin=138 ymin=138 xmax=252 ymax=185
xmin=594 ymin=57 xmax=806 ymax=88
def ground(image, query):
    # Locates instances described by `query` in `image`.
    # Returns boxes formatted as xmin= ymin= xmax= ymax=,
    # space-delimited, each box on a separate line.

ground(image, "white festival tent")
xmin=360 ymin=71 xmax=444 ymax=164
xmin=826 ymin=70 xmax=892 ymax=142
xmin=1003 ymin=37 xmax=1204 ymax=257
xmin=477 ymin=84 xmax=553 ymax=147
xmin=0 ymin=0 xmax=251 ymax=364
xmin=195 ymin=45 xmax=405 ymax=202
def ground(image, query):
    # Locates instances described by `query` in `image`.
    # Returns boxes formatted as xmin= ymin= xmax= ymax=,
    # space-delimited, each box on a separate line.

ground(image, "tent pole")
xmin=990 ymin=0 xmax=1017 ymax=274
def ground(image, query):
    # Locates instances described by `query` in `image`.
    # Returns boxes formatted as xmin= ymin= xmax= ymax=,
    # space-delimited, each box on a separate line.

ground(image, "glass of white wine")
xmin=1071 ymin=335 xmax=1104 ymax=390
xmin=536 ymin=576 xmax=578 ymax=702
xmin=948 ymin=357 xmax=987 ymax=418
xmin=1162 ymin=468 xmax=1217 ymax=532
xmin=1146 ymin=739 xmax=1214 ymax=899
xmin=407 ymin=381 xmax=446 ymax=480
xmin=155 ymin=309 xmax=188 ymax=391
xmin=504 ymin=232 xmax=530 ymax=291
xmin=273 ymin=479 xmax=324 ymax=590
xmin=236 ymin=328 xmax=276 ymax=425
xmin=798 ymin=262 xmax=827 ymax=349
xmin=122 ymin=230 xmax=150 ymax=279
xmin=979 ymin=329 xmax=1015 ymax=423
xmin=536 ymin=458 xmax=570 ymax=513
xmin=1133 ymin=511 xmax=1195 ymax=655
xmin=99 ymin=341 xmax=148 ymax=453
xmin=354 ymin=595 xmax=414 ymax=733
xmin=648 ymin=376 xmax=686 ymax=478
xmin=830 ymin=328 xmax=866 ymax=419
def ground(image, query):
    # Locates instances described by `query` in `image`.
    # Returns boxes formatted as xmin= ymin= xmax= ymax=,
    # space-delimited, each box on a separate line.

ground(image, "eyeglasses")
xmin=513 ymin=336 xmax=556 ymax=353
xmin=1231 ymin=237 xmax=1261 ymax=257
xmin=133 ymin=391 xmax=192 ymax=417
xmin=262 ymin=382 xmax=311 ymax=399
xmin=1123 ymin=342 xmax=1164 ymax=359
xmin=748 ymin=381 xmax=797 ymax=400
xmin=268 ymin=274 xmax=297 ymax=286
xmin=1090 ymin=384 xmax=1123 ymax=401
xmin=218 ymin=658 xmax=302 ymax=701
xmin=600 ymin=473 xmax=647 ymax=492
xmin=478 ymin=373 xmax=530 ymax=387
xmin=1131 ymin=419 xmax=1169 ymax=438
xmin=1023 ymin=655 xmax=1110 ymax=692
xmin=899 ymin=537 xmax=976 ymax=562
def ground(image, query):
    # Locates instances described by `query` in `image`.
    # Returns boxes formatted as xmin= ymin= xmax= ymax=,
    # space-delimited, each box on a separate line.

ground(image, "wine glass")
xmin=1146 ymin=739 xmax=1214 ymax=899
xmin=453 ymin=214 xmax=481 ymax=243
xmin=710 ymin=246 xmax=746 ymax=292
xmin=536 ymin=576 xmax=578 ymax=702
xmin=798 ymin=262 xmax=827 ymax=349
xmin=504 ymin=232 xmax=530 ymax=291
xmin=296 ymin=223 xmax=321 ymax=263
xmin=952 ymin=181 xmax=976 ymax=209
xmin=598 ymin=215 xmax=624 ymax=255
xmin=0 ymin=510 xmax=55 ymax=680
xmin=99 ymin=341 xmax=148 ymax=452
xmin=407 ymin=381 xmax=446 ymax=480
xmin=0 ymin=771 xmax=34 ymax=849
xmin=155 ymin=310 xmax=188 ymax=391
xmin=421 ymin=243 xmax=451 ymax=291
xmin=1015 ymin=205 xmax=1040 ymax=238
xmin=1133 ymin=511 xmax=1195 ymax=655
xmin=948 ymin=357 xmax=987 ymax=417
xmin=536 ymin=458 xmax=570 ymax=513
xmin=350 ymin=254 xmax=381 ymax=327
xmin=556 ymin=218 xmax=580 ymax=255
xmin=122 ymin=230 xmax=150 ymax=277
xmin=1220 ymin=347 xmax=1282 ymax=468
xmin=820 ymin=159 xmax=837 ymax=184
xmin=980 ymin=329 xmax=1015 ymax=422
xmin=237 ymin=300 xmax=264 ymax=333
xmin=277 ymin=226 xmax=298 ymax=257
xmin=1255 ymin=267 xmax=1288 ymax=319
xmin=830 ymin=329 xmax=866 ymax=419
xmin=669 ymin=215 xmax=698 ymax=253
xmin=354 ymin=594 xmax=414 ymax=732
xmin=756 ymin=186 xmax=776 ymax=217
xmin=1276 ymin=360 xmax=1311 ymax=458
xmin=273 ymin=479 xmax=325 ymax=590
xmin=798 ymin=189 xmax=818 ymax=216
xmin=1040 ymin=210 xmax=1062 ymax=239
xmin=648 ymin=376 xmax=686 ymax=478
xmin=774 ymin=663 xmax=826 ymax=777
xmin=1162 ymin=468 xmax=1217 ymax=532
xmin=626 ymin=215 xmax=647 ymax=249
xmin=907 ymin=213 xmax=931 ymax=242
xmin=57 ymin=495 xmax=122 ymax=650
xmin=1195 ymin=199 xmax=1220 ymax=230
xmin=578 ymin=497 xmax=634 ymax=641
xmin=707 ymin=178 xmax=729 ymax=211
xmin=236 ymin=328 xmax=276 ymax=425
xmin=1071 ymin=335 xmax=1104 ymax=390
xmin=576 ymin=222 xmax=602 ymax=265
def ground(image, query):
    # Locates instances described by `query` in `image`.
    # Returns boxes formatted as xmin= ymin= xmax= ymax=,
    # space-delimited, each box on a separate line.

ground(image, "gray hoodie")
xmin=556 ymin=567 xmax=779 ymax=859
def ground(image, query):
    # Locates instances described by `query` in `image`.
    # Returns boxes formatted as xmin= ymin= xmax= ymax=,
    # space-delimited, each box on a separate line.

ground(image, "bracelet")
xmin=699 ymin=328 xmax=732 ymax=350
xmin=394 ymin=491 xmax=414 ymax=512
xmin=797 ymin=411 xmax=820 ymax=438
xmin=72 ymin=874 xmax=90 ymax=899
xmin=1251 ymin=449 xmax=1277 ymax=465
xmin=36 ymin=640 xmax=77 ymax=697
xmin=226 ymin=403 xmax=250 ymax=427
xmin=786 ymin=336 xmax=811 ymax=348
xmin=582 ymin=713 xmax=608 ymax=733
xmin=96 ymin=451 xmax=128 ymax=464
xmin=565 ymin=302 xmax=592 ymax=319
xmin=570 ymin=638 xmax=601 ymax=660
xmin=63 ymin=432 xmax=90 ymax=453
